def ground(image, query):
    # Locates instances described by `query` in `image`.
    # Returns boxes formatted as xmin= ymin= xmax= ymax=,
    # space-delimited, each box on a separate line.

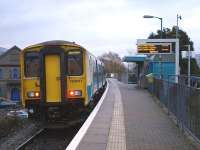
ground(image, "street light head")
xmin=143 ymin=14 xmax=163 ymax=38
xmin=143 ymin=15 xmax=154 ymax=18
xmin=177 ymin=14 xmax=182 ymax=20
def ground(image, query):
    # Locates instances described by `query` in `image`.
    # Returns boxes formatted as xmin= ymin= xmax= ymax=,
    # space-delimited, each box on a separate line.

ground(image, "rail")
xmin=15 ymin=128 xmax=45 ymax=150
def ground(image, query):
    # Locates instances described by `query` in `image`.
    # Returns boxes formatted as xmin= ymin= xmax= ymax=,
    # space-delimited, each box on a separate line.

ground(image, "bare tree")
xmin=99 ymin=51 xmax=125 ymax=78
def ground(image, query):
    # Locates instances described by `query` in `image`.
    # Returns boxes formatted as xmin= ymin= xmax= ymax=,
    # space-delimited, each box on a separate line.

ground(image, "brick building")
xmin=0 ymin=46 xmax=21 ymax=102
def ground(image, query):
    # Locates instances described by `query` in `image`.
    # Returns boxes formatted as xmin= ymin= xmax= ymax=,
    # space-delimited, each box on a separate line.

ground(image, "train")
xmin=20 ymin=40 xmax=106 ymax=118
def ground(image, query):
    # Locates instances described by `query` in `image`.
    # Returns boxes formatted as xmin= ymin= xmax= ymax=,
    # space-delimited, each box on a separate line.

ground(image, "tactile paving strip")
xmin=106 ymin=82 xmax=126 ymax=150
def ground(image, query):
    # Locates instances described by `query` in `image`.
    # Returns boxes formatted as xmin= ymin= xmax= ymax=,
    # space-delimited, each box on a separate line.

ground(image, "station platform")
xmin=66 ymin=79 xmax=198 ymax=150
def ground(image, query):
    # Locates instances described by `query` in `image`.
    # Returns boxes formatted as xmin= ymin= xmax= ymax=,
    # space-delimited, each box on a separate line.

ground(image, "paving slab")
xmin=118 ymin=81 xmax=197 ymax=150
xmin=75 ymin=79 xmax=198 ymax=150
xmin=76 ymin=79 xmax=115 ymax=150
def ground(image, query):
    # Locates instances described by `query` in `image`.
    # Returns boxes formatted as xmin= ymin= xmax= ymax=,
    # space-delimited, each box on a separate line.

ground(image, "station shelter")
xmin=123 ymin=54 xmax=176 ymax=84
xmin=123 ymin=39 xmax=179 ymax=86
xmin=123 ymin=55 xmax=146 ymax=84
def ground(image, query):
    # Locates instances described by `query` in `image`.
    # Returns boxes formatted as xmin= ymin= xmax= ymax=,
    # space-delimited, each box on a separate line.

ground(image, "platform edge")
xmin=65 ymin=80 xmax=110 ymax=150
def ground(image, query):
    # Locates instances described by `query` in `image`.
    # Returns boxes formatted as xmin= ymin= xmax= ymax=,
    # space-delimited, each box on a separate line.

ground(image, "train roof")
xmin=24 ymin=40 xmax=83 ymax=50
xmin=37 ymin=40 xmax=80 ymax=46
xmin=23 ymin=40 xmax=104 ymax=64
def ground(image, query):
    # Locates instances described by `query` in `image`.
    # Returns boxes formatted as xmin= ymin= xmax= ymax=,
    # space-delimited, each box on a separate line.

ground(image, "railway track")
xmin=14 ymin=104 xmax=97 ymax=150
xmin=15 ymin=128 xmax=45 ymax=150
xmin=15 ymin=122 xmax=82 ymax=150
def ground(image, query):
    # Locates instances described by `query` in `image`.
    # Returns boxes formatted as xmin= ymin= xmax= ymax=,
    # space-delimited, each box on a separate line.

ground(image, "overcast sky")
xmin=0 ymin=0 xmax=200 ymax=56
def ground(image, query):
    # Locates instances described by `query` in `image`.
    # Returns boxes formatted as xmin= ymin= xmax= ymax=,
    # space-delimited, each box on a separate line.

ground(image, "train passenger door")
xmin=45 ymin=55 xmax=61 ymax=102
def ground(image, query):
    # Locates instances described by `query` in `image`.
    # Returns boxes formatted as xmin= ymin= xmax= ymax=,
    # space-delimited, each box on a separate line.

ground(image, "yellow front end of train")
xmin=21 ymin=41 xmax=89 ymax=118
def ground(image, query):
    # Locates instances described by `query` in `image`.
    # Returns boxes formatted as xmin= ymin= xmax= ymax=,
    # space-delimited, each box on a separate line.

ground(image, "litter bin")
xmin=146 ymin=73 xmax=154 ymax=84
xmin=146 ymin=73 xmax=154 ymax=93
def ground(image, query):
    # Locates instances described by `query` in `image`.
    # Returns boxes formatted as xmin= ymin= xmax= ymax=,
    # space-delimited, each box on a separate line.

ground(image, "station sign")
xmin=137 ymin=43 xmax=171 ymax=54
xmin=136 ymin=39 xmax=179 ymax=81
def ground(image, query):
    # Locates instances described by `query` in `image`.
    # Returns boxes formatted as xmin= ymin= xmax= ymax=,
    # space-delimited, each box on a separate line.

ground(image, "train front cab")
xmin=21 ymin=45 xmax=87 ymax=118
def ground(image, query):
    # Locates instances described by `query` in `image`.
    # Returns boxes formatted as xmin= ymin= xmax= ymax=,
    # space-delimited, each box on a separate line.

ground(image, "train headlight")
xmin=74 ymin=90 xmax=82 ymax=96
xmin=27 ymin=91 xmax=40 ymax=98
xmin=69 ymin=91 xmax=75 ymax=96
xmin=69 ymin=90 xmax=82 ymax=97
xmin=27 ymin=92 xmax=34 ymax=98
xmin=35 ymin=92 xmax=40 ymax=97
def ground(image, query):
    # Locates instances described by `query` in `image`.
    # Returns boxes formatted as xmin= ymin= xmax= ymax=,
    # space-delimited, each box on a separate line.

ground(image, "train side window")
xmin=93 ymin=60 xmax=97 ymax=81
xmin=25 ymin=52 xmax=39 ymax=77
xmin=67 ymin=50 xmax=83 ymax=76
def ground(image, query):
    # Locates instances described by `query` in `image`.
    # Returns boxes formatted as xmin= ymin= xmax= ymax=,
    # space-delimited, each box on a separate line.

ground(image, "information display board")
xmin=137 ymin=43 xmax=171 ymax=54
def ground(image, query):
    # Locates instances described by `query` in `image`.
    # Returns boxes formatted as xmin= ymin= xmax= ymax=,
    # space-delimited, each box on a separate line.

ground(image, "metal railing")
xmin=149 ymin=75 xmax=200 ymax=141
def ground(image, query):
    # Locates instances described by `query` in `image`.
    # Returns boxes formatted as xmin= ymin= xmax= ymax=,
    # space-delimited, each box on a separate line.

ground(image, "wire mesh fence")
xmin=150 ymin=75 xmax=200 ymax=140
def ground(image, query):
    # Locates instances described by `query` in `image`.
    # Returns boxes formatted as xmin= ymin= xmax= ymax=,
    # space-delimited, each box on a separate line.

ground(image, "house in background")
xmin=0 ymin=47 xmax=7 ymax=54
xmin=0 ymin=46 xmax=21 ymax=102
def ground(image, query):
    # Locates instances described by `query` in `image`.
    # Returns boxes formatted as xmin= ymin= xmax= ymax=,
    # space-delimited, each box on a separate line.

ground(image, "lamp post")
xmin=185 ymin=44 xmax=191 ymax=87
xmin=176 ymin=14 xmax=182 ymax=39
xmin=143 ymin=15 xmax=163 ymax=78
xmin=143 ymin=15 xmax=163 ymax=38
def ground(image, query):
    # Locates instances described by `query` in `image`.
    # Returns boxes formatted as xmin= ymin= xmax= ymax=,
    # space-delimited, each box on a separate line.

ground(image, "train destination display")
xmin=137 ymin=43 xmax=171 ymax=54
